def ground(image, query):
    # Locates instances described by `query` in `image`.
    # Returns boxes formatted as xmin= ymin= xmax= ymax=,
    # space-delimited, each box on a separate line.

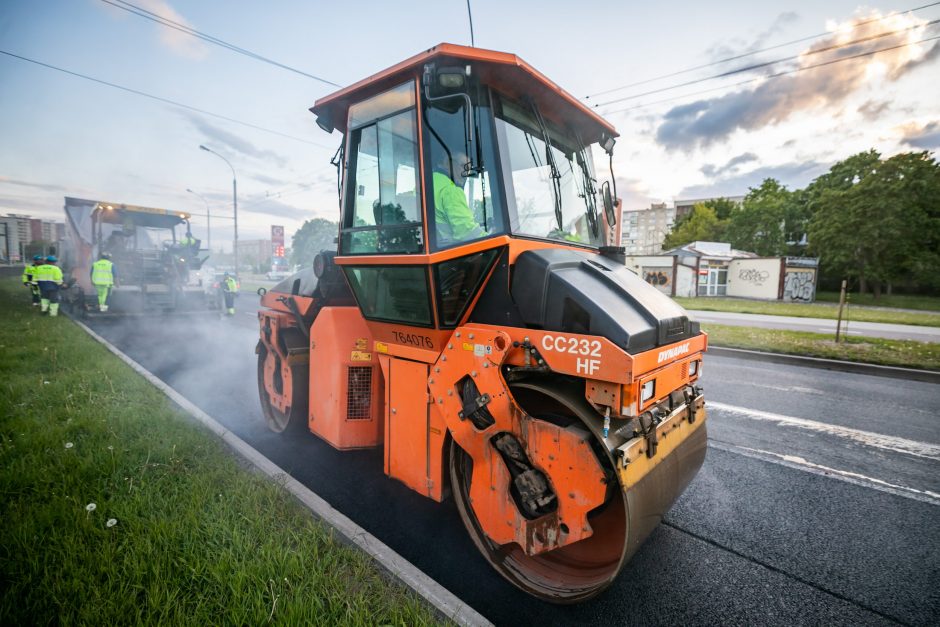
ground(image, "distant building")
xmin=236 ymin=239 xmax=273 ymax=270
xmin=627 ymin=241 xmax=819 ymax=301
xmin=673 ymin=195 xmax=745 ymax=222
xmin=0 ymin=213 xmax=64 ymax=262
xmin=620 ymin=203 xmax=676 ymax=254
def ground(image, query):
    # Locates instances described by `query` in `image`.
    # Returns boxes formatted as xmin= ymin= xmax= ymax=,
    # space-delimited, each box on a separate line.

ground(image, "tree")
xmin=663 ymin=204 xmax=725 ymax=249
xmin=724 ymin=178 xmax=806 ymax=256
xmin=808 ymin=150 xmax=940 ymax=296
xmin=290 ymin=218 xmax=338 ymax=268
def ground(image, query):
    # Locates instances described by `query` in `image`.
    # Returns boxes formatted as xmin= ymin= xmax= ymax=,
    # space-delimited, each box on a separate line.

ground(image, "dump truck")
xmin=256 ymin=44 xmax=707 ymax=602
xmin=62 ymin=197 xmax=211 ymax=314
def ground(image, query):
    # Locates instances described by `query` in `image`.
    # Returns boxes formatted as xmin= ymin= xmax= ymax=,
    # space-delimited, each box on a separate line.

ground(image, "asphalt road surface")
xmin=83 ymin=305 xmax=940 ymax=626
xmin=687 ymin=310 xmax=940 ymax=343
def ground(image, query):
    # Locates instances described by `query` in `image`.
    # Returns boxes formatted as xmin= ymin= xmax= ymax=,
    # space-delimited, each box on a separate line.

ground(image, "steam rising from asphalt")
xmin=90 ymin=304 xmax=269 ymax=436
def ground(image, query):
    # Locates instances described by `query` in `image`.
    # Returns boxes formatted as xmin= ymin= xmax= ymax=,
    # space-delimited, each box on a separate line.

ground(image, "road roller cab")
xmin=256 ymin=43 xmax=708 ymax=602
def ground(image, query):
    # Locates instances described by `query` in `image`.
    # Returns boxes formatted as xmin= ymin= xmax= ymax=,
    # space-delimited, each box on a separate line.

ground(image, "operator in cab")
xmin=432 ymin=150 xmax=485 ymax=244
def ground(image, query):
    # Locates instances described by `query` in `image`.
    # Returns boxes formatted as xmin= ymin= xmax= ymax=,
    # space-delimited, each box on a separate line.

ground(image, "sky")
xmin=1 ymin=0 xmax=938 ymax=250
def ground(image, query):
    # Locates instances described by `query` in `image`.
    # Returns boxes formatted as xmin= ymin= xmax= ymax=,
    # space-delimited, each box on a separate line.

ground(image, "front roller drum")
xmin=449 ymin=380 xmax=707 ymax=603
xmin=256 ymin=342 xmax=309 ymax=434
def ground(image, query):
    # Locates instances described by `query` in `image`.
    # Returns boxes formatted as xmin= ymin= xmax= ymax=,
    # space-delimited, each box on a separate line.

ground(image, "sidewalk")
xmin=688 ymin=310 xmax=940 ymax=343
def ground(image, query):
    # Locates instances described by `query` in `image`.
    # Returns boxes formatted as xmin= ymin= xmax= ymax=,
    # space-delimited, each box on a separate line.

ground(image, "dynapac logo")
xmin=657 ymin=342 xmax=690 ymax=363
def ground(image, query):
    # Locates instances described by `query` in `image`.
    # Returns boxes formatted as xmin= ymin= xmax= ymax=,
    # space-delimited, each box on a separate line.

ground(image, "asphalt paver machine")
xmin=256 ymin=44 xmax=707 ymax=602
xmin=63 ymin=197 xmax=211 ymax=314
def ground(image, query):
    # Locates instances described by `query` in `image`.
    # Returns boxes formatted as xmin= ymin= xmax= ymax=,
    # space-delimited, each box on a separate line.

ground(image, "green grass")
xmin=704 ymin=323 xmax=940 ymax=371
xmin=0 ymin=279 xmax=440 ymax=625
xmin=675 ymin=296 xmax=940 ymax=328
xmin=814 ymin=291 xmax=940 ymax=312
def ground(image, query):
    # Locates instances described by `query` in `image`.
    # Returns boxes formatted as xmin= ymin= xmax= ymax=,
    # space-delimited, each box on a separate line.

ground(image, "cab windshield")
xmin=493 ymin=96 xmax=602 ymax=247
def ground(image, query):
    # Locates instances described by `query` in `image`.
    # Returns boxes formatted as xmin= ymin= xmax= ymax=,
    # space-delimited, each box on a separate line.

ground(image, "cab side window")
xmin=341 ymin=82 xmax=423 ymax=254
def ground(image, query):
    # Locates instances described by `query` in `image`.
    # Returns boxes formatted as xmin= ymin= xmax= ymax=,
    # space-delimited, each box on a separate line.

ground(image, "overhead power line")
xmin=0 ymin=49 xmax=333 ymax=149
xmin=99 ymin=0 xmax=342 ymax=88
xmin=602 ymin=33 xmax=940 ymax=116
xmin=586 ymin=1 xmax=940 ymax=99
xmin=594 ymin=19 xmax=939 ymax=107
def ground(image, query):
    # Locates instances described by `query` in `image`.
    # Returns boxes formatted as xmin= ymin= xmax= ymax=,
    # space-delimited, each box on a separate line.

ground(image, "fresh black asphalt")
xmin=84 ymin=311 xmax=940 ymax=626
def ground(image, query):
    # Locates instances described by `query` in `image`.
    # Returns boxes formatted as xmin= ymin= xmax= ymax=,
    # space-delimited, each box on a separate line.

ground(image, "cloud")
xmin=899 ymin=121 xmax=940 ymax=149
xmin=701 ymin=151 xmax=759 ymax=177
xmin=656 ymin=10 xmax=940 ymax=150
xmin=240 ymin=198 xmax=310 ymax=221
xmin=679 ymin=160 xmax=828 ymax=199
xmin=0 ymin=177 xmax=68 ymax=192
xmin=185 ymin=113 xmax=289 ymax=167
xmin=706 ymin=12 xmax=800 ymax=61
xmin=100 ymin=0 xmax=209 ymax=59
xmin=857 ymin=100 xmax=891 ymax=120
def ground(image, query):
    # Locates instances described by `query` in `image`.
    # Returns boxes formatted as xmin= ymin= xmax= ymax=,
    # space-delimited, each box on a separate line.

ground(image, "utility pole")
xmin=835 ymin=279 xmax=847 ymax=342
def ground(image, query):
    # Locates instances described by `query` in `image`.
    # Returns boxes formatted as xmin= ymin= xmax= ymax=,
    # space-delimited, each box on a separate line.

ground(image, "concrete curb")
xmin=708 ymin=346 xmax=940 ymax=384
xmin=70 ymin=317 xmax=491 ymax=627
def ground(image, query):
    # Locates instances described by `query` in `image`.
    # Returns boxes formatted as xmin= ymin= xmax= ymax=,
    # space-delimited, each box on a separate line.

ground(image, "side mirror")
xmin=257 ymin=287 xmax=267 ymax=296
xmin=601 ymin=181 xmax=617 ymax=227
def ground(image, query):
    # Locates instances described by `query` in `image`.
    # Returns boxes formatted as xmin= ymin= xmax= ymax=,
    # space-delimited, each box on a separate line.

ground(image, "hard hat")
xmin=100 ymin=252 xmax=112 ymax=259
xmin=46 ymin=255 xmax=57 ymax=263
xmin=33 ymin=254 xmax=43 ymax=262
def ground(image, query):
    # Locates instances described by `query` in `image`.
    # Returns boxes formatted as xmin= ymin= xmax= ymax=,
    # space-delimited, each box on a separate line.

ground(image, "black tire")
xmin=256 ymin=342 xmax=309 ymax=435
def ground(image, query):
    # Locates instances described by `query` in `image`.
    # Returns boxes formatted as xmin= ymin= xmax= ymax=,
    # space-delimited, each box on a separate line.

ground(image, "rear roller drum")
xmin=449 ymin=380 xmax=629 ymax=603
xmin=256 ymin=343 xmax=309 ymax=434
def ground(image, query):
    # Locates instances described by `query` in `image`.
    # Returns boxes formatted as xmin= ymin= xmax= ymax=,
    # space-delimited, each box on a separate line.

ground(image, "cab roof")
xmin=311 ymin=43 xmax=618 ymax=146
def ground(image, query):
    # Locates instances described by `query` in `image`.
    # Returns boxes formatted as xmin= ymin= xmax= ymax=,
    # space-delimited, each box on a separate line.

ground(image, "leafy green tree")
xmin=724 ymin=178 xmax=807 ymax=256
xmin=808 ymin=150 xmax=940 ymax=296
xmin=290 ymin=218 xmax=338 ymax=268
xmin=663 ymin=204 xmax=725 ymax=249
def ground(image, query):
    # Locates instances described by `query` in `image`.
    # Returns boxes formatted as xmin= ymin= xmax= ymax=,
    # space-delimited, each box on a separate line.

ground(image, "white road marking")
xmin=709 ymin=441 xmax=940 ymax=506
xmin=708 ymin=401 xmax=940 ymax=461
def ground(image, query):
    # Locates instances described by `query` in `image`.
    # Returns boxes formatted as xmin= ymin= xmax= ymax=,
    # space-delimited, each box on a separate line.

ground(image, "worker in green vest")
xmin=22 ymin=254 xmax=43 ymax=307
xmin=432 ymin=150 xmax=486 ymax=245
xmin=90 ymin=251 xmax=115 ymax=312
xmin=35 ymin=255 xmax=64 ymax=316
xmin=221 ymin=272 xmax=238 ymax=316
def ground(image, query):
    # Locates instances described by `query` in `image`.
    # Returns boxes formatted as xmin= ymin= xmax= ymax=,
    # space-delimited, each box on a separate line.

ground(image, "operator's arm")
xmin=434 ymin=172 xmax=485 ymax=242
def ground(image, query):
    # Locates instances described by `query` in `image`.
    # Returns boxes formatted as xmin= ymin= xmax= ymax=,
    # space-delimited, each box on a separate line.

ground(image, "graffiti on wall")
xmin=643 ymin=267 xmax=672 ymax=294
xmin=783 ymin=269 xmax=815 ymax=302
xmin=738 ymin=268 xmax=770 ymax=286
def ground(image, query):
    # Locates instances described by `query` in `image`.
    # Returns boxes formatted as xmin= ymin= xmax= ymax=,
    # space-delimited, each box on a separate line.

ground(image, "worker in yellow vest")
xmin=90 ymin=252 xmax=115 ymax=312
xmin=221 ymin=272 xmax=238 ymax=316
xmin=34 ymin=255 xmax=64 ymax=316
xmin=22 ymin=254 xmax=43 ymax=307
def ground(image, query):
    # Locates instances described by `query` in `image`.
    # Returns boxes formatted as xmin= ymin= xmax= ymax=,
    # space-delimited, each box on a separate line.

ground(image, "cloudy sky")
xmin=1 ymin=0 xmax=938 ymax=248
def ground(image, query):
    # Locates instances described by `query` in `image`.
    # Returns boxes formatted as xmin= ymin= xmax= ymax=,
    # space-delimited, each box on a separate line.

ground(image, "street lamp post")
xmin=199 ymin=145 xmax=238 ymax=276
xmin=185 ymin=188 xmax=211 ymax=253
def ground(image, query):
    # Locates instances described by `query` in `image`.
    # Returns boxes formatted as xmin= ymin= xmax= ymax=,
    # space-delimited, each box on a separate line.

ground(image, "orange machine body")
xmin=256 ymin=42 xmax=708 ymax=602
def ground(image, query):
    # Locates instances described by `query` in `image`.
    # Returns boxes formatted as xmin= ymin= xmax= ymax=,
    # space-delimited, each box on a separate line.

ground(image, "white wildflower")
xmin=86 ymin=503 xmax=96 ymax=512
xmin=107 ymin=446 xmax=113 ymax=451
xmin=65 ymin=442 xmax=74 ymax=449
xmin=106 ymin=518 xmax=118 ymax=528
xmin=43 ymin=381 xmax=50 ymax=385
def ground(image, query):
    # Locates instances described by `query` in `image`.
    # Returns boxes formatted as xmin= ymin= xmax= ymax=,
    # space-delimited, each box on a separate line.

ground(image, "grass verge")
xmin=675 ymin=296 xmax=940 ymax=328
xmin=0 ymin=278 xmax=439 ymax=625
xmin=704 ymin=323 xmax=940 ymax=371
xmin=814 ymin=291 xmax=940 ymax=312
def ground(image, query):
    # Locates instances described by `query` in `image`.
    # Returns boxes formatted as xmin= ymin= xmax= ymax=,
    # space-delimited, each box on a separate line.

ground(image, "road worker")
xmin=432 ymin=150 xmax=485 ymax=244
xmin=22 ymin=254 xmax=43 ymax=306
xmin=35 ymin=255 xmax=63 ymax=317
xmin=221 ymin=272 xmax=238 ymax=316
xmin=90 ymin=251 xmax=115 ymax=312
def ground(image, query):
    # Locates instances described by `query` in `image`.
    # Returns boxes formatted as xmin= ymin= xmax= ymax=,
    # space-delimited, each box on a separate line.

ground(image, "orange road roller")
xmin=256 ymin=43 xmax=707 ymax=602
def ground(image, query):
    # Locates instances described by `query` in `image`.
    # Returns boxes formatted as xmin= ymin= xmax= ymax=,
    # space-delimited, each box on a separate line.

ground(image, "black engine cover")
xmin=511 ymin=248 xmax=699 ymax=354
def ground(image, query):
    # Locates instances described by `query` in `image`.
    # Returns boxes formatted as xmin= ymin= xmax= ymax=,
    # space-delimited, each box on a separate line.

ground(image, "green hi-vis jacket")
xmin=91 ymin=259 xmax=114 ymax=286
xmin=22 ymin=263 xmax=36 ymax=283
xmin=223 ymin=277 xmax=238 ymax=293
xmin=33 ymin=264 xmax=63 ymax=284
